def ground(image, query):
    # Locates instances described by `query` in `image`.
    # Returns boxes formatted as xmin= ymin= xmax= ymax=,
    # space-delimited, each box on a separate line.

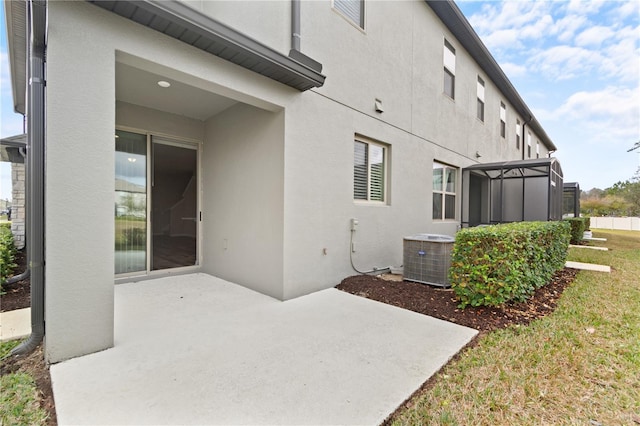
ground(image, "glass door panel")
xmin=115 ymin=130 xmax=147 ymax=274
xmin=151 ymin=139 xmax=198 ymax=270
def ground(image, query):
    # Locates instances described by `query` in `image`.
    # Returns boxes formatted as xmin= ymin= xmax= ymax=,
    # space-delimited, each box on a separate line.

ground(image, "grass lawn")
xmin=0 ymin=340 xmax=49 ymax=425
xmin=391 ymin=229 xmax=640 ymax=425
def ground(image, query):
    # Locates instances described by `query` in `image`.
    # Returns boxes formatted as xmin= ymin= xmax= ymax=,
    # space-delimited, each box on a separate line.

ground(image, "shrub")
xmin=449 ymin=221 xmax=570 ymax=308
xmin=0 ymin=225 xmax=17 ymax=289
xmin=583 ymin=216 xmax=591 ymax=231
xmin=564 ymin=217 xmax=586 ymax=244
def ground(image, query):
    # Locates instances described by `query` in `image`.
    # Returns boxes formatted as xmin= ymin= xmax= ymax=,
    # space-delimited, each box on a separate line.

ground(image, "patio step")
xmin=565 ymin=261 xmax=610 ymax=273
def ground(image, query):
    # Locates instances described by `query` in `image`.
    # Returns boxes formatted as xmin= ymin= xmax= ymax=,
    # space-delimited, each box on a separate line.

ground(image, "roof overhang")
xmin=88 ymin=0 xmax=325 ymax=91
xmin=4 ymin=0 xmax=27 ymax=115
xmin=425 ymin=1 xmax=557 ymax=152
xmin=0 ymin=134 xmax=27 ymax=164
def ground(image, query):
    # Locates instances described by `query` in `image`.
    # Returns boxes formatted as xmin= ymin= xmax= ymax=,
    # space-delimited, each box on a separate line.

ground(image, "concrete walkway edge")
xmin=0 ymin=307 xmax=31 ymax=342
xmin=565 ymin=260 xmax=611 ymax=273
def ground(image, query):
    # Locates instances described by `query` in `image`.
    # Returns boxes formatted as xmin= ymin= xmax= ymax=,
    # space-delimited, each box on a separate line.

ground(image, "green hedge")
xmin=449 ymin=221 xmax=570 ymax=308
xmin=564 ymin=217 xmax=587 ymax=244
xmin=0 ymin=225 xmax=17 ymax=289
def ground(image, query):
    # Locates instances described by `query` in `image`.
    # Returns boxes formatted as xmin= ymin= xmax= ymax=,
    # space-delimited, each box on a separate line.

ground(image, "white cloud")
xmin=527 ymin=45 xmax=603 ymax=80
xmin=500 ymin=62 xmax=527 ymax=78
xmin=554 ymin=14 xmax=588 ymax=43
xmin=555 ymin=86 xmax=640 ymax=142
xmin=575 ymin=25 xmax=616 ymax=47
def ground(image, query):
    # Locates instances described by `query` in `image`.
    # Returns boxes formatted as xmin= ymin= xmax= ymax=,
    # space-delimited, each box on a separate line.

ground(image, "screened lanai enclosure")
xmin=461 ymin=158 xmax=563 ymax=227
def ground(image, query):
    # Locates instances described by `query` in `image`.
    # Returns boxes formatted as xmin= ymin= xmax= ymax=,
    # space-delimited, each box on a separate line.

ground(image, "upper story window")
xmin=443 ymin=39 xmax=456 ymax=99
xmin=500 ymin=102 xmax=506 ymax=138
xmin=354 ymin=136 xmax=387 ymax=203
xmin=527 ymin=131 xmax=532 ymax=158
xmin=433 ymin=162 xmax=457 ymax=220
xmin=516 ymin=119 xmax=521 ymax=149
xmin=476 ymin=76 xmax=485 ymax=122
xmin=334 ymin=0 xmax=364 ymax=29
xmin=536 ymin=141 xmax=540 ymax=158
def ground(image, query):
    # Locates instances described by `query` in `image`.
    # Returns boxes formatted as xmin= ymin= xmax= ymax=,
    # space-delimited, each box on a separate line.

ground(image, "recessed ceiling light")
xmin=157 ymin=80 xmax=171 ymax=88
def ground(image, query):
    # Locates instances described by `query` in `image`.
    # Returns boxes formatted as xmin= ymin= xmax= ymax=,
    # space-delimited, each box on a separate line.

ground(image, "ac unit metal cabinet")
xmin=403 ymin=234 xmax=455 ymax=287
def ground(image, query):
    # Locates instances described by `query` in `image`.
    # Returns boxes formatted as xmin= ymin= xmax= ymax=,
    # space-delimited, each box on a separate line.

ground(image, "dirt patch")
xmin=1 ymin=344 xmax=57 ymax=426
xmin=1 ymin=249 xmax=56 ymax=425
xmin=336 ymin=267 xmax=578 ymax=333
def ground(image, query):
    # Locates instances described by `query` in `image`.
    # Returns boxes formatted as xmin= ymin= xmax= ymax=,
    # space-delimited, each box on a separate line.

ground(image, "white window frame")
xmin=527 ymin=131 xmax=532 ymax=158
xmin=353 ymin=136 xmax=388 ymax=204
xmin=477 ymin=76 xmax=485 ymax=122
xmin=333 ymin=0 xmax=365 ymax=29
xmin=500 ymin=102 xmax=506 ymax=138
xmin=433 ymin=162 xmax=458 ymax=221
xmin=443 ymin=39 xmax=456 ymax=99
xmin=516 ymin=119 xmax=521 ymax=150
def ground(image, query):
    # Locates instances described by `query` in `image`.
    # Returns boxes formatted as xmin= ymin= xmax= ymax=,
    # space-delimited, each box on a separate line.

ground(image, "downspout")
xmin=291 ymin=0 xmax=301 ymax=52
xmin=288 ymin=0 xmax=322 ymax=73
xmin=10 ymin=0 xmax=47 ymax=357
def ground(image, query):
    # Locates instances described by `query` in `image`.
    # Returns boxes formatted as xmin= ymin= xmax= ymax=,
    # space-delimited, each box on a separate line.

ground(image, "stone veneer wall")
xmin=11 ymin=162 xmax=25 ymax=249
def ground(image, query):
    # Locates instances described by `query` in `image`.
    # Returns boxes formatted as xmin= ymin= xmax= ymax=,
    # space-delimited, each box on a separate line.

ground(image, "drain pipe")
xmin=10 ymin=0 xmax=47 ymax=357
xmin=288 ymin=0 xmax=322 ymax=73
xmin=291 ymin=0 xmax=301 ymax=52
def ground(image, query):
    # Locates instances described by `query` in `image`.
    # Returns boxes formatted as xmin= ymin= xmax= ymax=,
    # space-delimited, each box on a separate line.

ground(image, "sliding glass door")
xmin=115 ymin=130 xmax=199 ymax=276
xmin=115 ymin=130 xmax=148 ymax=274
xmin=150 ymin=139 xmax=198 ymax=270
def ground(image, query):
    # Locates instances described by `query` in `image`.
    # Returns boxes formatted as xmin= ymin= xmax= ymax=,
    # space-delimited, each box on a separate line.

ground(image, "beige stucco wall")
xmin=43 ymin=0 xmax=556 ymax=361
xmin=202 ymin=104 xmax=285 ymax=299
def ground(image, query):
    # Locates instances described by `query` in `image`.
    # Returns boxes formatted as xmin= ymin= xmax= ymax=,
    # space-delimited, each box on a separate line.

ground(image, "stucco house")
xmin=5 ymin=0 xmax=560 ymax=363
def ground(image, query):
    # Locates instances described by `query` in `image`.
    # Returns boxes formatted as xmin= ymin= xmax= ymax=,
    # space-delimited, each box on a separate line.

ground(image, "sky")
xmin=457 ymin=0 xmax=640 ymax=191
xmin=1 ymin=1 xmax=639 ymax=201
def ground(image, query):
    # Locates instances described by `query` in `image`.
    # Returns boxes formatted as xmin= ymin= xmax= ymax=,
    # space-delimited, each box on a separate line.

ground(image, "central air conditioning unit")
xmin=403 ymin=234 xmax=455 ymax=287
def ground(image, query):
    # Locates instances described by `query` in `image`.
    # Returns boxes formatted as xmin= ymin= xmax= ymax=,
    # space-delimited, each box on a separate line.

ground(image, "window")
xmin=536 ymin=141 xmax=540 ymax=158
xmin=443 ymin=39 xmax=456 ymax=99
xmin=516 ymin=119 xmax=521 ymax=149
xmin=527 ymin=131 xmax=532 ymax=158
xmin=433 ymin=162 xmax=457 ymax=220
xmin=334 ymin=0 xmax=364 ymax=28
xmin=476 ymin=76 xmax=485 ymax=122
xmin=500 ymin=102 xmax=506 ymax=138
xmin=354 ymin=137 xmax=386 ymax=202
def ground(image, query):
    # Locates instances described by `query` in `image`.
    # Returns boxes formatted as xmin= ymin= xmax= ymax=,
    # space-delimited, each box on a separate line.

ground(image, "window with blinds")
xmin=334 ymin=0 xmax=364 ymax=29
xmin=433 ymin=162 xmax=457 ymax=220
xmin=354 ymin=138 xmax=386 ymax=202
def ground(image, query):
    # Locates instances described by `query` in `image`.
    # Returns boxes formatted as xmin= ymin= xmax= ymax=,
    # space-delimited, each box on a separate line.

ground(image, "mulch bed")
xmin=1 ymin=249 xmax=31 ymax=312
xmin=336 ymin=267 xmax=578 ymax=333
xmin=1 ymin=247 xmax=577 ymax=426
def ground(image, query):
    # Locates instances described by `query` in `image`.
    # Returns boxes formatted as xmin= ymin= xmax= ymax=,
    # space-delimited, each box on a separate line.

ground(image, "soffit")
xmin=116 ymin=62 xmax=238 ymax=121
xmin=4 ymin=0 xmax=27 ymax=115
xmin=88 ymin=0 xmax=325 ymax=91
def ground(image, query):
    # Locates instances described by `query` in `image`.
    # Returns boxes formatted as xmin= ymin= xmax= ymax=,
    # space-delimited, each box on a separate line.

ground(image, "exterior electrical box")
xmin=403 ymin=234 xmax=455 ymax=287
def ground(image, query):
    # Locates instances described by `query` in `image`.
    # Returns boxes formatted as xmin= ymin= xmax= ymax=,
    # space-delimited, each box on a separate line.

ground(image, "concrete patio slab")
xmin=50 ymin=273 xmax=478 ymax=425
xmin=0 ymin=307 xmax=31 ymax=342
xmin=566 ymin=261 xmax=611 ymax=273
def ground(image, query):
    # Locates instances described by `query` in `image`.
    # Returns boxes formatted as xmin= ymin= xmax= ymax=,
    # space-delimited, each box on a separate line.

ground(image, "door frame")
xmin=115 ymin=125 xmax=203 ymax=283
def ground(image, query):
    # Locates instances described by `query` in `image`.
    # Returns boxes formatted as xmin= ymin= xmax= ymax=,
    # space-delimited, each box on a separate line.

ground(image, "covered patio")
xmin=462 ymin=158 xmax=564 ymax=227
xmin=50 ymin=274 xmax=477 ymax=425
